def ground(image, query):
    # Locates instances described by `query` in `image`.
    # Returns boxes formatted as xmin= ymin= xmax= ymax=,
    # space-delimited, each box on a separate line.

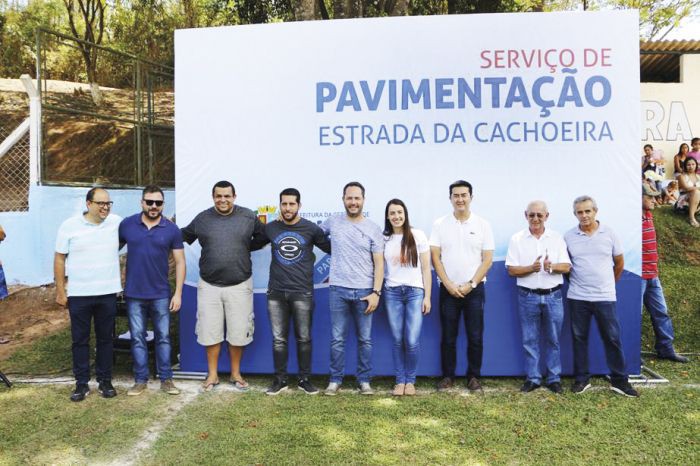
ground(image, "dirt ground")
xmin=0 ymin=284 xmax=68 ymax=361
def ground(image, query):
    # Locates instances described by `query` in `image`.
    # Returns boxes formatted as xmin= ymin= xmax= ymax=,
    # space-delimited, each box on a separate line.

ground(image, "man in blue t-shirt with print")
xmin=119 ymin=185 xmax=185 ymax=397
xmin=321 ymin=181 xmax=384 ymax=396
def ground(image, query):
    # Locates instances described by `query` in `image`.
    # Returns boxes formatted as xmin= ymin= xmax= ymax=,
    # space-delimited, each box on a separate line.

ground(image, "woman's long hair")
xmin=383 ymin=199 xmax=418 ymax=267
xmin=676 ymin=143 xmax=689 ymax=157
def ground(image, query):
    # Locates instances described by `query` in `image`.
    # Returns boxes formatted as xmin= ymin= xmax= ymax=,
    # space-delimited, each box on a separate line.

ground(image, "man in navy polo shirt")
xmin=119 ymin=185 xmax=185 ymax=396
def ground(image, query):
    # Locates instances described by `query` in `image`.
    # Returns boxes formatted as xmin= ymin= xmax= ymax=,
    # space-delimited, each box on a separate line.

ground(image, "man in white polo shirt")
xmin=430 ymin=180 xmax=494 ymax=392
xmin=564 ymin=195 xmax=639 ymax=398
xmin=506 ymin=200 xmax=571 ymax=394
xmin=55 ymin=188 xmax=122 ymax=402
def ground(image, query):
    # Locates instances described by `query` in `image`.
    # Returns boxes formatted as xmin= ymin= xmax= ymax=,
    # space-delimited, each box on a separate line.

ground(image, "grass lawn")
xmin=144 ymin=385 xmax=698 ymax=466
xmin=0 ymin=384 xmax=170 ymax=465
xmin=0 ymin=206 xmax=697 ymax=465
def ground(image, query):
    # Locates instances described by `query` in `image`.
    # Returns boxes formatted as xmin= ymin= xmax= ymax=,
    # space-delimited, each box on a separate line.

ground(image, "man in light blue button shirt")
xmin=564 ymin=195 xmax=639 ymax=398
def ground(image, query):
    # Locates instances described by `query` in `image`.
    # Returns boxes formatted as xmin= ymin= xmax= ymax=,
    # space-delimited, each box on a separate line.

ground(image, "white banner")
xmin=176 ymin=11 xmax=641 ymax=288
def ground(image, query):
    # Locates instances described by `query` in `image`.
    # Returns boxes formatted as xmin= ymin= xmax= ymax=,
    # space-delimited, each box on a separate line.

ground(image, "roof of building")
xmin=641 ymin=40 xmax=700 ymax=82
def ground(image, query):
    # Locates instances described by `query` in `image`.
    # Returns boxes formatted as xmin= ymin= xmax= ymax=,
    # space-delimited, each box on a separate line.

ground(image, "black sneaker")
xmin=571 ymin=381 xmax=591 ymax=394
xmin=98 ymin=380 xmax=117 ymax=398
xmin=546 ymin=382 xmax=563 ymax=394
xmin=657 ymin=352 xmax=689 ymax=363
xmin=266 ymin=379 xmax=288 ymax=396
xmin=520 ymin=381 xmax=541 ymax=393
xmin=298 ymin=379 xmax=319 ymax=395
xmin=70 ymin=383 xmax=90 ymax=402
xmin=610 ymin=381 xmax=640 ymax=398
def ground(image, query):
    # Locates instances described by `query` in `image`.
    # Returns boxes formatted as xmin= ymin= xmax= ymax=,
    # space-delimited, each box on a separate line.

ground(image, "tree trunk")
xmin=333 ymin=0 xmax=363 ymax=19
xmin=293 ymin=0 xmax=318 ymax=21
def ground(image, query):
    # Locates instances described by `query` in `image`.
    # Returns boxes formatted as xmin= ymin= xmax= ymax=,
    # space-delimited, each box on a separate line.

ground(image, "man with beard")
xmin=321 ymin=181 xmax=384 ymax=395
xmin=182 ymin=181 xmax=266 ymax=392
xmin=119 ymin=185 xmax=185 ymax=396
xmin=263 ymin=188 xmax=331 ymax=395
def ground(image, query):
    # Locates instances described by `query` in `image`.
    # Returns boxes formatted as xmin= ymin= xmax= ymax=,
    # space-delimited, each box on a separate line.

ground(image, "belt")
xmin=518 ymin=285 xmax=561 ymax=295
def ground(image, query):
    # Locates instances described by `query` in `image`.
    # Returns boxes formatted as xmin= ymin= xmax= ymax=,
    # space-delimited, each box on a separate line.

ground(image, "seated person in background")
xmin=673 ymin=143 xmax=689 ymax=178
xmin=642 ymin=144 xmax=664 ymax=192
xmin=643 ymin=172 xmax=662 ymax=205
xmin=676 ymin=157 xmax=700 ymax=227
xmin=688 ymin=138 xmax=700 ymax=169
xmin=662 ymin=180 xmax=679 ymax=205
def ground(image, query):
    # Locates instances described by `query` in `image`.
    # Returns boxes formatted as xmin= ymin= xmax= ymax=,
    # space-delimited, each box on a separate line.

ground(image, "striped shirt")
xmin=642 ymin=211 xmax=658 ymax=279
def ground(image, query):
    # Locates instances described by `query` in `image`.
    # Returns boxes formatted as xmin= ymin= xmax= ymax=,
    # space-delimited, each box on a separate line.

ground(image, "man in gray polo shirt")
xmin=564 ymin=195 xmax=639 ymax=397
xmin=321 ymin=181 xmax=384 ymax=395
xmin=181 ymin=180 xmax=266 ymax=392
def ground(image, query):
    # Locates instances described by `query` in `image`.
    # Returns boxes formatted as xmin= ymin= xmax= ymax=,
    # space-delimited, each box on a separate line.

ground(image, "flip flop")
xmin=230 ymin=378 xmax=249 ymax=392
xmin=202 ymin=380 xmax=220 ymax=392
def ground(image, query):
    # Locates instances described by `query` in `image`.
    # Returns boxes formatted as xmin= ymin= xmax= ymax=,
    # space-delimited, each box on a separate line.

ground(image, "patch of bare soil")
xmin=0 ymin=285 xmax=68 ymax=361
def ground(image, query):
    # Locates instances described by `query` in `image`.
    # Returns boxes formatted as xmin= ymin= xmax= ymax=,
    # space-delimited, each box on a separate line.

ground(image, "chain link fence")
xmin=37 ymin=28 xmax=174 ymax=187
xmin=0 ymin=91 xmax=30 ymax=212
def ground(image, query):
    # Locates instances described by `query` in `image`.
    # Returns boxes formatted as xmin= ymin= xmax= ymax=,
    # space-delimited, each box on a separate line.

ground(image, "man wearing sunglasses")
xmin=55 ymin=187 xmax=122 ymax=402
xmin=119 ymin=185 xmax=185 ymax=396
xmin=506 ymin=200 xmax=571 ymax=394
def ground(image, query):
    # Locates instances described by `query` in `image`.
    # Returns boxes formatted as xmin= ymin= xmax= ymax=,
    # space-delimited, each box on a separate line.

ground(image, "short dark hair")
xmin=643 ymin=144 xmax=653 ymax=150
xmin=142 ymin=184 xmax=164 ymax=198
xmin=212 ymin=180 xmax=235 ymax=196
xmin=86 ymin=187 xmax=106 ymax=202
xmin=449 ymin=180 xmax=472 ymax=196
xmin=692 ymin=137 xmax=700 ymax=145
xmin=280 ymin=188 xmax=300 ymax=203
xmin=343 ymin=181 xmax=365 ymax=197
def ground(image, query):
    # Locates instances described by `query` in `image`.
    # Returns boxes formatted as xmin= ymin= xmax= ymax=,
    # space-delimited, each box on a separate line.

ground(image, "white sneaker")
xmin=324 ymin=382 xmax=340 ymax=396
xmin=358 ymin=382 xmax=374 ymax=395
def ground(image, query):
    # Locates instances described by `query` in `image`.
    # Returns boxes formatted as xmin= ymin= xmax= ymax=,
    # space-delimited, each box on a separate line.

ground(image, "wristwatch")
xmin=468 ymin=280 xmax=477 ymax=289
xmin=372 ymin=289 xmax=382 ymax=297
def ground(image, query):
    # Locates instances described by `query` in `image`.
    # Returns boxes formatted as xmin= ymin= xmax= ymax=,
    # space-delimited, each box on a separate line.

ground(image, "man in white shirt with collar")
xmin=506 ymin=200 xmax=571 ymax=394
xmin=55 ymin=187 xmax=122 ymax=402
xmin=430 ymin=180 xmax=494 ymax=392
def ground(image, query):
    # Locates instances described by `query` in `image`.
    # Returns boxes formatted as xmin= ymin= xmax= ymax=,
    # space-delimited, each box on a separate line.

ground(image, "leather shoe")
xmin=546 ymin=382 xmax=563 ymax=394
xmin=466 ymin=377 xmax=482 ymax=392
xmin=436 ymin=377 xmax=454 ymax=391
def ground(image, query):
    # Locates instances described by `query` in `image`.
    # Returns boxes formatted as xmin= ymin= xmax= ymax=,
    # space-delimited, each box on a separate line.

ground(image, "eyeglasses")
xmin=91 ymin=201 xmax=113 ymax=208
xmin=143 ymin=199 xmax=164 ymax=207
xmin=527 ymin=213 xmax=545 ymax=218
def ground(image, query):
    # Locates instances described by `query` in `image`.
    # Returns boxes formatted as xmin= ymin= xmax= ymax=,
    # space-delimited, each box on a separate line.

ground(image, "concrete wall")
xmin=641 ymin=54 xmax=700 ymax=176
xmin=0 ymin=185 xmax=175 ymax=286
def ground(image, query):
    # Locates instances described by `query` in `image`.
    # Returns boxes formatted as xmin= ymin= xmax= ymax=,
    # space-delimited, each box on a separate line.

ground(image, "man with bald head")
xmin=506 ymin=201 xmax=571 ymax=394
xmin=55 ymin=187 xmax=122 ymax=402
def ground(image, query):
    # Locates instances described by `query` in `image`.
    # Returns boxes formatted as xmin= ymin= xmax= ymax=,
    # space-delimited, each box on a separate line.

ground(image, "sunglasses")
xmin=143 ymin=199 xmax=164 ymax=207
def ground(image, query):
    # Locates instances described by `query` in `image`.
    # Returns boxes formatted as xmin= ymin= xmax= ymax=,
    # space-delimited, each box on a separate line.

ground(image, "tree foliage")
xmin=0 ymin=0 xmax=697 ymax=83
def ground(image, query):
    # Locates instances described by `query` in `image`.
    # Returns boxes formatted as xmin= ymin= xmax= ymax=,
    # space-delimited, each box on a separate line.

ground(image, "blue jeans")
xmin=329 ymin=286 xmax=373 ymax=384
xmin=68 ymin=294 xmax=117 ymax=384
xmin=568 ymin=299 xmax=628 ymax=384
xmin=384 ymin=285 xmax=424 ymax=384
xmin=517 ymin=287 xmax=564 ymax=385
xmin=126 ymin=297 xmax=173 ymax=382
xmin=641 ymin=278 xmax=676 ymax=356
xmin=439 ymin=283 xmax=485 ymax=379
xmin=267 ymin=290 xmax=314 ymax=381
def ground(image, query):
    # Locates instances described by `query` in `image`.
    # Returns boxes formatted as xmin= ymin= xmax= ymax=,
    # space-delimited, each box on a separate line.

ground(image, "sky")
xmin=660 ymin=11 xmax=700 ymax=40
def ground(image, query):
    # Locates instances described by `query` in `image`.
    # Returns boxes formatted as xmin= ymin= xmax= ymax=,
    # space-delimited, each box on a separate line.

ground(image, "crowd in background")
xmin=642 ymin=137 xmax=700 ymax=228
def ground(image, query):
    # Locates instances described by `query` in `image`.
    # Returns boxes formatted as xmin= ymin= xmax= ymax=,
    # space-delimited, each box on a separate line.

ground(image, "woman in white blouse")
xmin=382 ymin=199 xmax=432 ymax=396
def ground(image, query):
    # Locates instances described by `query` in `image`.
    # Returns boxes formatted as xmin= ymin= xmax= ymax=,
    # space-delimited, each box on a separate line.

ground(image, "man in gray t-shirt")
xmin=564 ymin=195 xmax=638 ymax=398
xmin=181 ymin=181 xmax=266 ymax=392
xmin=321 ymin=182 xmax=384 ymax=395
